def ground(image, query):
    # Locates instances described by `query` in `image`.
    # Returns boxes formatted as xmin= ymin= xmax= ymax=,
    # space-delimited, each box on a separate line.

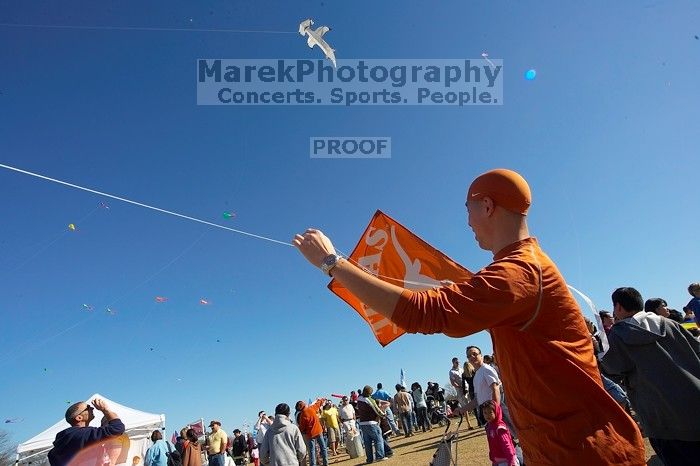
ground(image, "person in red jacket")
xmin=294 ymin=399 xmax=328 ymax=466
xmin=294 ymin=169 xmax=645 ymax=466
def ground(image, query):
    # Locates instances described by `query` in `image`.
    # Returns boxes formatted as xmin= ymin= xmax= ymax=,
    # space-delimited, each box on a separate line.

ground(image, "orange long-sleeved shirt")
xmin=392 ymin=237 xmax=645 ymax=466
xmin=298 ymin=399 xmax=325 ymax=439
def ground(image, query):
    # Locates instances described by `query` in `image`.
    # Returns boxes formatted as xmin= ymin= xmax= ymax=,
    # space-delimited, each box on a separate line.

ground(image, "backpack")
xmin=165 ymin=441 xmax=183 ymax=466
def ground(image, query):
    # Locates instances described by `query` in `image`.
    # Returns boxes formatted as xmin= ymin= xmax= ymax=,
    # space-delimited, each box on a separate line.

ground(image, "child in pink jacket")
xmin=482 ymin=400 xmax=519 ymax=466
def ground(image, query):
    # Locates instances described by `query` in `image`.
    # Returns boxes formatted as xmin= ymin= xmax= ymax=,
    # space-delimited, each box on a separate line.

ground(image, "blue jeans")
xmin=307 ymin=435 xmax=328 ymax=466
xmin=385 ymin=409 xmax=401 ymax=436
xmin=208 ymin=453 xmax=225 ymax=466
xmin=399 ymin=412 xmax=413 ymax=435
xmin=410 ymin=410 xmax=418 ymax=429
xmin=600 ymin=372 xmax=629 ymax=406
xmin=359 ymin=423 xmax=385 ymax=463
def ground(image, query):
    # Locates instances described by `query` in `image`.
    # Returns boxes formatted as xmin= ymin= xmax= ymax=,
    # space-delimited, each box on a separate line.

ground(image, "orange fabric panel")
xmin=328 ymin=210 xmax=472 ymax=346
xmin=393 ymin=237 xmax=645 ymax=465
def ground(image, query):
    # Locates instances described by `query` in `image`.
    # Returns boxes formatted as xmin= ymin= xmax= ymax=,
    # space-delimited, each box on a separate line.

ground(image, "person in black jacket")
xmin=230 ymin=429 xmax=248 ymax=465
xmin=48 ymin=398 xmax=126 ymax=466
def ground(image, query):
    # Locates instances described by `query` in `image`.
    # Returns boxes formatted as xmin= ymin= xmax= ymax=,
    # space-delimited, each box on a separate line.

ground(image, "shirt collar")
xmin=493 ymin=237 xmax=538 ymax=261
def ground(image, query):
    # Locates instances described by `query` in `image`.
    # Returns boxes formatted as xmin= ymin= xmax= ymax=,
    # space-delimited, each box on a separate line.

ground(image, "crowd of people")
xmin=45 ymin=287 xmax=700 ymax=466
xmin=44 ymin=169 xmax=700 ymax=466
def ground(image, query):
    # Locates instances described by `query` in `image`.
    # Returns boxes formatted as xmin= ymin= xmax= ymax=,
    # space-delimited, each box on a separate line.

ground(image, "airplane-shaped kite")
xmin=299 ymin=18 xmax=337 ymax=67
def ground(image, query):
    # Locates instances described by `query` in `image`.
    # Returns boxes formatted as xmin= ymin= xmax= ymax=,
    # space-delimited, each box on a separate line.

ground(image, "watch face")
xmin=323 ymin=255 xmax=337 ymax=267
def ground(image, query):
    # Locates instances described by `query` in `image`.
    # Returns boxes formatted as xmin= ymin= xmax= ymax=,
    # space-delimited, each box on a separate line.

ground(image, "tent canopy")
xmin=17 ymin=394 xmax=165 ymax=463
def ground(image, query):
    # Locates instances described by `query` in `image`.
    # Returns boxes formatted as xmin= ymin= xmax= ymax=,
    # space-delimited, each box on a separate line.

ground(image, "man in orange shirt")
xmin=295 ymin=399 xmax=329 ymax=466
xmin=294 ymin=169 xmax=645 ymax=465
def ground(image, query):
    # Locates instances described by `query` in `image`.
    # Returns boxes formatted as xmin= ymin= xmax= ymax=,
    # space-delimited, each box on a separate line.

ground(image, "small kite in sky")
xmin=222 ymin=211 xmax=236 ymax=219
xmin=199 ymin=298 xmax=211 ymax=305
xmin=155 ymin=296 xmax=168 ymax=303
xmin=82 ymin=304 xmax=94 ymax=312
xmin=106 ymin=308 xmax=117 ymax=315
xmin=68 ymin=224 xmax=76 ymax=231
xmin=99 ymin=202 xmax=110 ymax=209
xmin=4 ymin=418 xmax=23 ymax=423
xmin=525 ymin=69 xmax=537 ymax=80
xmin=299 ymin=19 xmax=337 ymax=67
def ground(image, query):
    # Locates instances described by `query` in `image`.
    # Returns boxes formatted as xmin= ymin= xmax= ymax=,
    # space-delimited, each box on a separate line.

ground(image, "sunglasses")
xmin=73 ymin=405 xmax=93 ymax=417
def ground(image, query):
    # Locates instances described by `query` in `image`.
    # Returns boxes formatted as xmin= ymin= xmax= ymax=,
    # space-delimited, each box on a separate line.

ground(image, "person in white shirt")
xmin=466 ymin=345 xmax=521 ymax=461
xmin=254 ymin=411 xmax=273 ymax=448
xmin=449 ymin=357 xmax=473 ymax=428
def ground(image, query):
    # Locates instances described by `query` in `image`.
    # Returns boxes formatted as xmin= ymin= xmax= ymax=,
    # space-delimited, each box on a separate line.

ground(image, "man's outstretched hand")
xmin=293 ymin=229 xmax=337 ymax=269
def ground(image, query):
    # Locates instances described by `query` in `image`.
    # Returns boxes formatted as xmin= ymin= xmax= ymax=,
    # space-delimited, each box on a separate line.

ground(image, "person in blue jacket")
xmin=145 ymin=430 xmax=176 ymax=466
xmin=48 ymin=398 xmax=125 ymax=466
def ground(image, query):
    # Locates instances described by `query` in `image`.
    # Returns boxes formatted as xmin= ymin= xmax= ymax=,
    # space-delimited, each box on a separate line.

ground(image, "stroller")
xmin=426 ymin=383 xmax=449 ymax=427
xmin=426 ymin=394 xmax=449 ymax=428
xmin=429 ymin=413 xmax=463 ymax=466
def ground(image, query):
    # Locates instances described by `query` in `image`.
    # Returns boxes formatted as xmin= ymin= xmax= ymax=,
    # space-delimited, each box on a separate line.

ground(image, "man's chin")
xmin=475 ymin=237 xmax=489 ymax=251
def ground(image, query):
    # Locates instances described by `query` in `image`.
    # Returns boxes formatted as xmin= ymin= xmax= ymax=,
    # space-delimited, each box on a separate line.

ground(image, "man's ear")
xmin=482 ymin=196 xmax=496 ymax=216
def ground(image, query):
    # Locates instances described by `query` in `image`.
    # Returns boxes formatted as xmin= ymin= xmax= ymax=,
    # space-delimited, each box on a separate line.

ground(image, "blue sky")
xmin=1 ymin=0 xmax=699 ymax=447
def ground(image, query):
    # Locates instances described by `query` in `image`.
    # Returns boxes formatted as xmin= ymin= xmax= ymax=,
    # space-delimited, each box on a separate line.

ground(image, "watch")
xmin=320 ymin=254 xmax=341 ymax=276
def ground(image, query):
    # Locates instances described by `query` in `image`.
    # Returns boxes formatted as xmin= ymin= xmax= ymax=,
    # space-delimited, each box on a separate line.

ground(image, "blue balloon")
xmin=525 ymin=69 xmax=537 ymax=80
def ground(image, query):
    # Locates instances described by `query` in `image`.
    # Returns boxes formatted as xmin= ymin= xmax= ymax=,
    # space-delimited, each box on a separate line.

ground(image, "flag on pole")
xmin=171 ymin=431 xmax=177 ymax=444
xmin=188 ymin=419 xmax=205 ymax=437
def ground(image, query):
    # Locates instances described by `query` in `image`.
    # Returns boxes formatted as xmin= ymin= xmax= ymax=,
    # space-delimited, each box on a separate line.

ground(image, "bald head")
xmin=467 ymin=169 xmax=531 ymax=215
xmin=65 ymin=402 xmax=93 ymax=425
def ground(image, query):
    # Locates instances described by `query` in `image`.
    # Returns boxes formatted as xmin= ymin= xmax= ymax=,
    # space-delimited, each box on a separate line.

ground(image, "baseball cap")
xmin=467 ymin=169 xmax=532 ymax=215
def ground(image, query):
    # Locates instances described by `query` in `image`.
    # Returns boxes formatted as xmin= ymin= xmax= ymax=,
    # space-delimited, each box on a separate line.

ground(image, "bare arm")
xmin=491 ymin=383 xmax=501 ymax=406
xmin=293 ymin=229 xmax=404 ymax=319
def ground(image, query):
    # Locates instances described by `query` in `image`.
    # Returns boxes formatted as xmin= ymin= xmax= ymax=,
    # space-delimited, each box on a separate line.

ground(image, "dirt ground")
xmin=322 ymin=416 xmax=659 ymax=465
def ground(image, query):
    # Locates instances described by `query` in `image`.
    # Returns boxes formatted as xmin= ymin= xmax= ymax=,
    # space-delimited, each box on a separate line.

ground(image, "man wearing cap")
xmin=48 ymin=398 xmax=125 ymax=466
xmin=230 ymin=429 xmax=248 ymax=465
xmin=338 ymin=395 xmax=356 ymax=441
xmin=206 ymin=421 xmax=228 ymax=466
xmin=294 ymin=168 xmax=645 ymax=465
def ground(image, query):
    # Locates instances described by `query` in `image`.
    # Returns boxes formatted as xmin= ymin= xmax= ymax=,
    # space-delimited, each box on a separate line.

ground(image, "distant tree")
xmin=0 ymin=429 xmax=16 ymax=466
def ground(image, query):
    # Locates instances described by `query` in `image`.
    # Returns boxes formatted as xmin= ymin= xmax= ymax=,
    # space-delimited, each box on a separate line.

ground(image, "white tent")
xmin=16 ymin=394 xmax=165 ymax=466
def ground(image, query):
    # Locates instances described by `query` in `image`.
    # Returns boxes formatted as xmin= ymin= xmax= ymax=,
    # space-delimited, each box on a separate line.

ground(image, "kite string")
xmin=334 ymin=248 xmax=443 ymax=288
xmin=0 ymin=233 xmax=207 ymax=367
xmin=3 ymin=205 xmax=101 ymax=275
xmin=0 ymin=163 xmax=437 ymax=287
xmin=0 ymin=163 xmax=293 ymax=247
xmin=0 ymin=23 xmax=296 ymax=34
xmin=124 ymin=232 xmax=207 ymax=347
